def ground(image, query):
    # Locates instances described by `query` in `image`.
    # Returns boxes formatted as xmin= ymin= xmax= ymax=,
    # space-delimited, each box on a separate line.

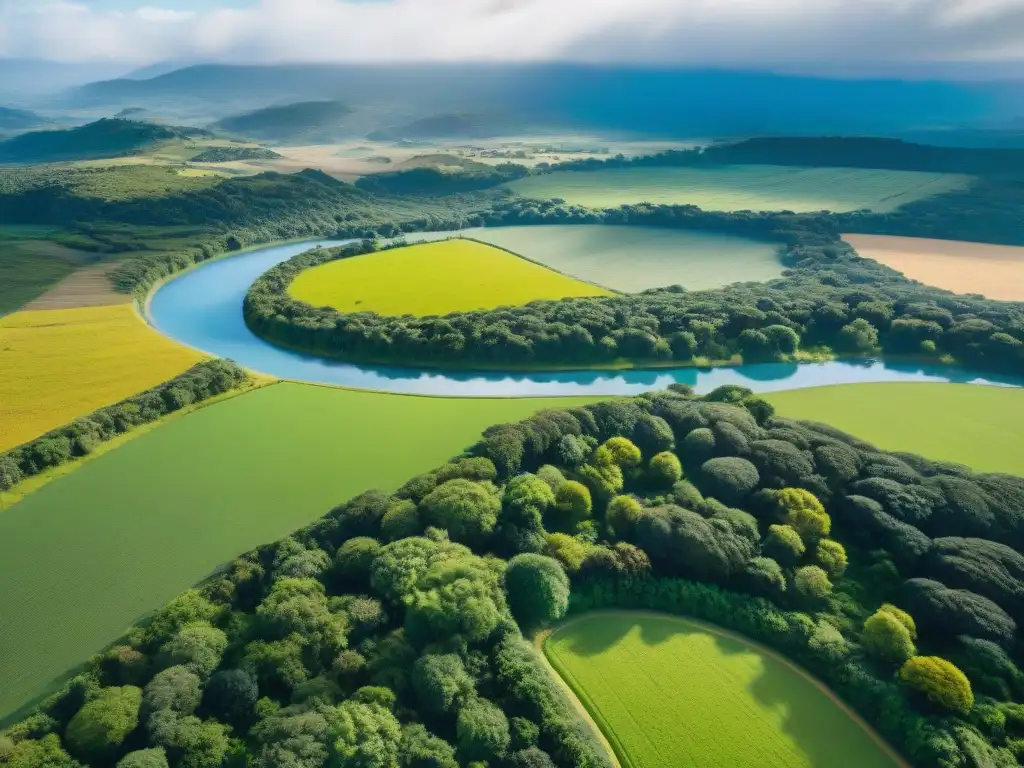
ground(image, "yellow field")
xmin=287 ymin=239 xmax=613 ymax=316
xmin=0 ymin=304 xmax=202 ymax=451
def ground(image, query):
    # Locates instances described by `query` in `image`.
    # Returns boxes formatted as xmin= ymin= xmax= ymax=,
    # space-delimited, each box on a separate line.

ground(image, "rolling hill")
xmin=0 ymin=118 xmax=179 ymax=163
xmin=211 ymin=100 xmax=353 ymax=143
xmin=367 ymin=112 xmax=521 ymax=141
xmin=0 ymin=106 xmax=47 ymax=134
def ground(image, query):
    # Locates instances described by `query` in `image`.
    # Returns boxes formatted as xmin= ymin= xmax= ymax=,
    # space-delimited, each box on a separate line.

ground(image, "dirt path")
xmin=538 ymin=610 xmax=912 ymax=768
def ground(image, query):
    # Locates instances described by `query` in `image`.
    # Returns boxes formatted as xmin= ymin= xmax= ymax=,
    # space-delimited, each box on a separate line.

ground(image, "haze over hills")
xmin=0 ymin=106 xmax=48 ymax=133
xmin=62 ymin=64 xmax=1024 ymax=138
xmin=367 ymin=112 xmax=525 ymax=141
xmin=212 ymin=100 xmax=354 ymax=144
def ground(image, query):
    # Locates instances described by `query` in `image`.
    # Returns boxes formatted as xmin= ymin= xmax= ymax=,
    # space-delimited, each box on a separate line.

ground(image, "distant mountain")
xmin=66 ymin=64 xmax=1024 ymax=137
xmin=0 ymin=106 xmax=47 ymax=132
xmin=0 ymin=118 xmax=179 ymax=162
xmin=212 ymin=100 xmax=353 ymax=143
xmin=367 ymin=112 xmax=522 ymax=141
xmin=0 ymin=59 xmax=130 ymax=96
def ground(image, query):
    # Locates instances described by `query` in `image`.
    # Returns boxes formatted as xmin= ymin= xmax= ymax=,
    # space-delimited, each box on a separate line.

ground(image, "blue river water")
xmin=147 ymin=239 xmax=1024 ymax=397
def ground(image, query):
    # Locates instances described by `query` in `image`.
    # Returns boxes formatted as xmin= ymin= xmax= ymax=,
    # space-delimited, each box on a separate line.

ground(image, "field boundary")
xmin=540 ymin=610 xmax=911 ymax=768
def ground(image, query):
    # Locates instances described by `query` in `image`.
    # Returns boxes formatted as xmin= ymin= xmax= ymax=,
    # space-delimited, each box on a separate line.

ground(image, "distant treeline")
xmin=244 ymin=198 xmax=1024 ymax=376
xmin=548 ymin=137 xmax=1024 ymax=177
xmin=0 ymin=360 xmax=248 ymax=492
xmin=189 ymin=147 xmax=281 ymax=163
xmin=0 ymin=118 xmax=180 ymax=163
xmin=354 ymin=163 xmax=529 ymax=196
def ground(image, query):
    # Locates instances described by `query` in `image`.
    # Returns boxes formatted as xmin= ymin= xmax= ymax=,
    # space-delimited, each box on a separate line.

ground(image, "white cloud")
xmin=1 ymin=0 xmax=1023 ymax=69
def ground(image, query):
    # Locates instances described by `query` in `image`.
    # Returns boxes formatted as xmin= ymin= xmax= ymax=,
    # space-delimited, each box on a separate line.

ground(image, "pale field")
xmin=288 ymin=239 xmax=612 ymax=316
xmin=0 ymin=304 xmax=202 ymax=451
xmin=505 ymin=166 xmax=972 ymax=213
xmin=843 ymin=233 xmax=1024 ymax=300
xmin=401 ymin=225 xmax=782 ymax=292
xmin=22 ymin=262 xmax=129 ymax=310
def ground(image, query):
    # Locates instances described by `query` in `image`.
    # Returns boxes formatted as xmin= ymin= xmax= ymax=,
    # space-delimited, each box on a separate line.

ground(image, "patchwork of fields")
xmin=844 ymin=233 xmax=1024 ymax=301
xmin=0 ymin=226 xmax=94 ymax=315
xmin=288 ymin=238 xmax=613 ymax=315
xmin=766 ymin=382 xmax=1024 ymax=475
xmin=504 ymin=165 xmax=972 ymax=213
xmin=0 ymin=382 xmax=603 ymax=721
xmin=545 ymin=613 xmax=901 ymax=768
xmin=403 ymin=225 xmax=783 ymax=292
xmin=0 ymin=304 xmax=202 ymax=451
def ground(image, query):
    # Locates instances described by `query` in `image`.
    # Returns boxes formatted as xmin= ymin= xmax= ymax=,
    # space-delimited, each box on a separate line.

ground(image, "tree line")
xmin=4 ymin=387 xmax=1024 ymax=766
xmin=0 ymin=360 xmax=248 ymax=494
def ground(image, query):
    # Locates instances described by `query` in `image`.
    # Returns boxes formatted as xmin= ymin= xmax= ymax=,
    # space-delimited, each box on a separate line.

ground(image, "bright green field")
xmin=402 ymin=225 xmax=782 ymax=292
xmin=0 ymin=383 xmax=602 ymax=722
xmin=504 ymin=165 xmax=971 ymax=213
xmin=545 ymin=613 xmax=900 ymax=768
xmin=766 ymin=383 xmax=1024 ymax=475
xmin=288 ymin=239 xmax=612 ymax=316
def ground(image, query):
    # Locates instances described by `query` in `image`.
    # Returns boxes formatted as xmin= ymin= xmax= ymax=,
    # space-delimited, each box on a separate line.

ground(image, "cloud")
xmin=1 ymin=0 xmax=1023 ymax=70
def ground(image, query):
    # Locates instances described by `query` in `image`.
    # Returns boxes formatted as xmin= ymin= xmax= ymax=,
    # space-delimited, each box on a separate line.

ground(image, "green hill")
xmin=212 ymin=100 xmax=352 ymax=143
xmin=0 ymin=106 xmax=46 ymax=133
xmin=0 ymin=118 xmax=179 ymax=162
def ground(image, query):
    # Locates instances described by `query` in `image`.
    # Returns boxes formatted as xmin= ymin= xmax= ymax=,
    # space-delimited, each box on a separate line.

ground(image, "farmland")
xmin=287 ymin=238 xmax=613 ymax=316
xmin=406 ymin=225 xmax=783 ymax=292
xmin=766 ymin=382 xmax=1024 ymax=475
xmin=544 ymin=612 xmax=900 ymax=768
xmin=0 ymin=226 xmax=94 ymax=314
xmin=504 ymin=165 xmax=971 ymax=213
xmin=0 ymin=382 xmax=603 ymax=721
xmin=843 ymin=234 xmax=1024 ymax=301
xmin=0 ymin=304 xmax=202 ymax=451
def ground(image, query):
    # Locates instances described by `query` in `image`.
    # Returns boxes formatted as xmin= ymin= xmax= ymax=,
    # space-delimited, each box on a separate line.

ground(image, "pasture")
xmin=288 ymin=239 xmax=612 ymax=316
xmin=766 ymin=382 xmax=1024 ymax=475
xmin=404 ymin=225 xmax=782 ymax=292
xmin=0 ymin=227 xmax=94 ymax=314
xmin=0 ymin=304 xmax=202 ymax=451
xmin=843 ymin=234 xmax=1024 ymax=301
xmin=504 ymin=166 xmax=971 ymax=213
xmin=545 ymin=612 xmax=900 ymax=768
xmin=0 ymin=382 xmax=603 ymax=722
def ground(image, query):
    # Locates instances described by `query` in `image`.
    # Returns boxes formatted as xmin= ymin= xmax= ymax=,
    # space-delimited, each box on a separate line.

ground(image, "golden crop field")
xmin=288 ymin=239 xmax=613 ymax=316
xmin=0 ymin=304 xmax=202 ymax=451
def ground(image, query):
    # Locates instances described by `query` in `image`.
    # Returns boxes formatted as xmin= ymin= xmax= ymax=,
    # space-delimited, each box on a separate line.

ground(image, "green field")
xmin=288 ymin=239 xmax=612 ymax=315
xmin=402 ymin=225 xmax=782 ymax=292
xmin=0 ymin=227 xmax=92 ymax=314
xmin=0 ymin=383 xmax=602 ymax=722
xmin=765 ymin=383 xmax=1024 ymax=475
xmin=545 ymin=613 xmax=900 ymax=768
xmin=504 ymin=165 xmax=971 ymax=213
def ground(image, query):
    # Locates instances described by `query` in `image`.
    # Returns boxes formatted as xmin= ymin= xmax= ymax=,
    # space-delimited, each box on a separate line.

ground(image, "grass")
xmin=0 ymin=304 xmax=203 ymax=451
xmin=288 ymin=239 xmax=613 ymax=316
xmin=404 ymin=226 xmax=782 ymax=292
xmin=765 ymin=383 xmax=1024 ymax=475
xmin=544 ymin=612 xmax=901 ymax=768
xmin=505 ymin=166 xmax=971 ymax=213
xmin=0 ymin=236 xmax=92 ymax=315
xmin=0 ymin=382 xmax=604 ymax=722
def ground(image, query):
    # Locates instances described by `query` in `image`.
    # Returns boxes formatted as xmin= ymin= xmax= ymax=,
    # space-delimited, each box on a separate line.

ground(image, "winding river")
xmin=147 ymin=239 xmax=1024 ymax=397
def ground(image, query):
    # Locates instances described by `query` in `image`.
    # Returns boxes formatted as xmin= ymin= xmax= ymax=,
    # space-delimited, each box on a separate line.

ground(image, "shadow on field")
xmin=554 ymin=613 xmax=887 ymax=768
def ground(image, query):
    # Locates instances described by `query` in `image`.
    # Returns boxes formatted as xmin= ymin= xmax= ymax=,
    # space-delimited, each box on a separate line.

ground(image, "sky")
xmin=2 ymin=0 xmax=1024 ymax=74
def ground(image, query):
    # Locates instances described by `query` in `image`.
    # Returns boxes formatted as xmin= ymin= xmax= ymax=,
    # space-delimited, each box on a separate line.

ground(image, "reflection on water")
xmin=148 ymin=239 xmax=1024 ymax=397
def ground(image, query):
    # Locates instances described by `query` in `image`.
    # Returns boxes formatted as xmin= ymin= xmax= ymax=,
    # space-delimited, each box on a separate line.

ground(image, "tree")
xmin=764 ymin=524 xmax=805 ymax=566
xmin=697 ymin=457 xmax=759 ymax=505
xmin=399 ymin=723 xmax=458 ymax=768
xmin=552 ymin=481 xmax=593 ymax=531
xmin=1 ymin=735 xmax=78 ymax=768
xmin=545 ymin=533 xmax=593 ymax=573
xmin=504 ymin=554 xmax=570 ymax=629
xmin=901 ymin=578 xmax=1016 ymax=647
xmin=595 ymin=437 xmax=642 ymax=469
xmin=143 ymin=666 xmax=202 ymax=717
xmin=381 ymin=500 xmax=420 ymax=542
xmin=631 ymin=414 xmax=674 ymax=456
xmin=606 ymin=495 xmax=644 ymax=538
xmin=816 ymin=540 xmax=848 ymax=578
xmin=794 ymin=566 xmax=832 ymax=603
xmin=405 ymin=557 xmax=505 ymax=646
xmin=862 ymin=610 xmax=916 ymax=664
xmin=160 ymin=622 xmax=227 ymax=679
xmin=333 ymin=700 xmax=402 ymax=768
xmin=836 ymin=318 xmax=879 ymax=353
xmin=649 ymin=451 xmax=683 ymax=488
xmin=899 ymin=656 xmax=974 ymax=715
xmin=879 ymin=603 xmax=917 ymax=639
xmin=503 ymin=474 xmax=555 ymax=517
xmin=203 ymin=669 xmax=258 ymax=729
xmin=411 ymin=654 xmax=475 ymax=716
xmin=149 ymin=712 xmax=229 ymax=768
xmin=420 ymin=479 xmax=501 ymax=544
xmin=335 ymin=537 xmax=383 ymax=589
xmin=457 ymin=698 xmax=511 ymax=762
xmin=118 ymin=748 xmax=169 ymax=768
xmin=742 ymin=557 xmax=787 ymax=598
xmin=778 ymin=489 xmax=831 ymax=541
xmin=65 ymin=685 xmax=142 ymax=762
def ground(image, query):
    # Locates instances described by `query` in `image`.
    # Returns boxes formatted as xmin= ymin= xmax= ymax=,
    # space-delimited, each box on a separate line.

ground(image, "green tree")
xmin=399 ymin=723 xmax=458 ymax=768
xmin=879 ymin=603 xmax=917 ymax=639
xmin=764 ymin=524 xmax=805 ymax=566
xmin=117 ymin=748 xmax=169 ymax=768
xmin=794 ymin=565 xmax=832 ymax=603
xmin=457 ymin=698 xmax=511 ymax=762
xmin=203 ymin=669 xmax=258 ymax=729
xmin=333 ymin=700 xmax=402 ymax=768
xmin=836 ymin=318 xmax=879 ymax=353
xmin=863 ymin=610 xmax=916 ymax=664
xmin=411 ymin=654 xmax=475 ymax=716
xmin=778 ymin=488 xmax=831 ymax=541
xmin=504 ymin=554 xmax=570 ymax=629
xmin=503 ymin=473 xmax=555 ymax=516
xmin=143 ymin=666 xmax=202 ymax=717
xmin=815 ymin=540 xmax=848 ymax=579
xmin=66 ymin=685 xmax=142 ymax=762
xmin=552 ymin=481 xmax=592 ymax=529
xmin=381 ymin=500 xmax=420 ymax=542
xmin=545 ymin=533 xmax=593 ymax=573
xmin=606 ymin=495 xmax=643 ymax=539
xmin=334 ymin=537 xmax=382 ymax=589
xmin=420 ymin=479 xmax=501 ymax=544
xmin=649 ymin=451 xmax=683 ymax=488
xmin=595 ymin=437 xmax=642 ymax=469
xmin=899 ymin=656 xmax=974 ymax=715
xmin=161 ymin=622 xmax=227 ymax=679
xmin=1 ymin=735 xmax=78 ymax=768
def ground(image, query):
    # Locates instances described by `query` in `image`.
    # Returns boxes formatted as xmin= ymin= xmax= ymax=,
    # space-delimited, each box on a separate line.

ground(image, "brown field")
xmin=844 ymin=234 xmax=1024 ymax=300
xmin=22 ymin=262 xmax=128 ymax=310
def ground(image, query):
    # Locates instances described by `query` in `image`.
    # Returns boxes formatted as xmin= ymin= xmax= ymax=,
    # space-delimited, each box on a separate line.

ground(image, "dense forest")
xmin=0 ymin=119 xmax=180 ymax=163
xmin=4 ymin=387 xmax=1024 ymax=767
xmin=244 ymin=198 xmax=1024 ymax=375
xmin=189 ymin=147 xmax=282 ymax=163
xmin=0 ymin=361 xmax=249 ymax=493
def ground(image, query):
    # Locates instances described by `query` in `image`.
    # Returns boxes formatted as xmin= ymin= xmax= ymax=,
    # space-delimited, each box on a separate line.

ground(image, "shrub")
xmin=815 ymin=540 xmax=848 ymax=578
xmin=606 ymin=495 xmax=644 ymax=538
xmin=900 ymin=656 xmax=974 ymax=715
xmin=420 ymin=479 xmax=501 ymax=544
xmin=879 ymin=603 xmax=917 ymax=639
xmin=697 ymin=457 xmax=760 ymax=505
xmin=65 ymin=685 xmax=142 ymax=762
xmin=794 ymin=566 xmax=832 ymax=603
xmin=778 ymin=488 xmax=831 ymax=541
xmin=649 ymin=451 xmax=683 ymax=487
xmin=763 ymin=524 xmax=805 ymax=566
xmin=862 ymin=610 xmax=916 ymax=664
xmin=595 ymin=437 xmax=642 ymax=469
xmin=504 ymin=554 xmax=570 ymax=630
xmin=680 ymin=428 xmax=716 ymax=467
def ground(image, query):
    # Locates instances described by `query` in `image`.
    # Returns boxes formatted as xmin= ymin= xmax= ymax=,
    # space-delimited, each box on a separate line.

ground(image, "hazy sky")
xmin=2 ymin=0 xmax=1024 ymax=72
